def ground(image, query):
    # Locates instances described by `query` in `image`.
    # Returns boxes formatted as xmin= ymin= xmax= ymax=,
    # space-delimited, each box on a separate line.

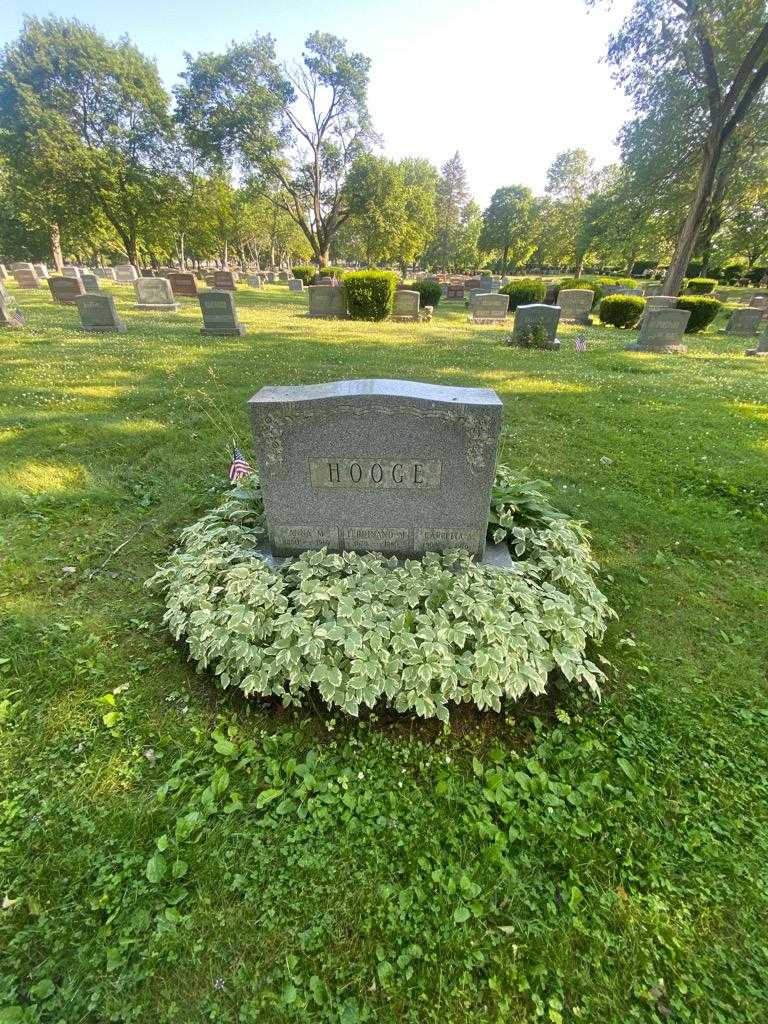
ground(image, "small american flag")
xmin=12 ymin=307 xmax=24 ymax=327
xmin=574 ymin=334 xmax=587 ymax=352
xmin=229 ymin=446 xmax=252 ymax=482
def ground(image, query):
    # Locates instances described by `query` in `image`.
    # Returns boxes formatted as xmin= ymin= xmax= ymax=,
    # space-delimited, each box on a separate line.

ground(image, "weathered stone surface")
xmin=724 ymin=307 xmax=762 ymax=336
xmin=644 ymin=295 xmax=678 ymax=312
xmin=94 ymin=267 xmax=116 ymax=280
xmin=80 ymin=273 xmax=100 ymax=294
xmin=446 ymin=283 xmax=464 ymax=299
xmin=558 ymin=288 xmax=594 ymax=323
xmin=61 ymin=266 xmax=81 ymax=279
xmin=213 ymin=270 xmax=237 ymax=291
xmin=644 ymin=283 xmax=663 ymax=295
xmin=627 ymin=308 xmax=689 ymax=352
xmin=14 ymin=268 xmax=39 ymax=289
xmin=307 ymin=285 xmax=347 ymax=318
xmin=247 ymin=275 xmax=263 ymax=288
xmin=392 ymin=290 xmax=420 ymax=321
xmin=287 ymin=278 xmax=304 ymax=292
xmin=510 ymin=303 xmax=561 ymax=348
xmin=248 ymin=379 xmax=503 ymax=559
xmin=470 ymin=292 xmax=509 ymax=323
xmin=749 ymin=295 xmax=767 ymax=309
xmin=746 ymin=329 xmax=768 ymax=357
xmin=114 ymin=264 xmax=138 ymax=284
xmin=168 ymin=272 xmax=199 ymax=298
xmin=33 ymin=263 xmax=49 ymax=279
xmin=199 ymin=290 xmax=246 ymax=336
xmin=75 ymin=294 xmax=126 ymax=332
xmin=135 ymin=277 xmax=178 ymax=311
xmin=48 ymin=275 xmax=86 ymax=305
xmin=140 ymin=268 xmax=157 ymax=277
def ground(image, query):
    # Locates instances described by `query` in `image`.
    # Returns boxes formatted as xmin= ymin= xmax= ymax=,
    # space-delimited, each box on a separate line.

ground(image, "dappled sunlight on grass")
xmin=4 ymin=460 xmax=90 ymax=495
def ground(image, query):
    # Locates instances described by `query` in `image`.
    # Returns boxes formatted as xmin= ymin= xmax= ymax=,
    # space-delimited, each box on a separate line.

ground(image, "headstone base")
xmin=625 ymin=342 xmax=687 ymax=354
xmin=469 ymin=316 xmax=507 ymax=325
xmin=745 ymin=347 xmax=768 ymax=357
xmin=201 ymin=325 xmax=247 ymax=337
xmin=253 ymin=539 xmax=515 ymax=572
xmin=80 ymin=323 xmax=127 ymax=333
xmin=136 ymin=302 xmax=180 ymax=312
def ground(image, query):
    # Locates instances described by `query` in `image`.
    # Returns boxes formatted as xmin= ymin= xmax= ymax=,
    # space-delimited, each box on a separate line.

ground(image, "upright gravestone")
xmin=746 ymin=329 xmax=768 ymax=357
xmin=168 ymin=272 xmax=199 ymax=299
xmin=627 ymin=308 xmax=689 ymax=353
xmin=392 ymin=290 xmax=420 ymax=322
xmin=199 ymin=290 xmax=246 ymax=336
xmin=749 ymin=295 xmax=767 ymax=309
xmin=510 ymin=304 xmax=561 ymax=349
xmin=248 ymin=379 xmax=503 ymax=559
xmin=558 ymin=289 xmax=594 ymax=324
xmin=308 ymin=285 xmax=347 ymax=319
xmin=645 ymin=283 xmax=663 ymax=296
xmin=278 ymin=271 xmax=289 ymax=282
xmin=114 ymin=264 xmax=138 ymax=285
xmin=135 ymin=277 xmax=179 ymax=311
xmin=446 ymin=282 xmax=464 ymax=299
xmin=141 ymin=268 xmax=157 ymax=278
xmin=725 ymin=307 xmax=762 ymax=336
xmin=80 ymin=273 xmax=101 ymax=294
xmin=287 ymin=278 xmax=304 ymax=293
xmin=213 ymin=271 xmax=237 ymax=291
xmin=11 ymin=262 xmax=33 ymax=272
xmin=61 ymin=266 xmax=81 ymax=279
xmin=0 ymin=294 xmax=24 ymax=329
xmin=470 ymin=293 xmax=509 ymax=324
xmin=14 ymin=268 xmax=39 ymax=289
xmin=33 ymin=263 xmax=49 ymax=279
xmin=247 ymin=275 xmax=263 ymax=288
xmin=265 ymin=271 xmax=276 ymax=283
xmin=644 ymin=295 xmax=678 ymax=313
xmin=48 ymin=275 xmax=86 ymax=305
xmin=95 ymin=267 xmax=116 ymax=281
xmin=75 ymin=294 xmax=126 ymax=333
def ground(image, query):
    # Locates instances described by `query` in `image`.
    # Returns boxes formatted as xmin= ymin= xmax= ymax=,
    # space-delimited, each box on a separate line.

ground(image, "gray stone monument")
xmin=644 ymin=295 xmax=678 ymax=312
xmin=95 ymin=267 xmax=116 ymax=281
xmin=308 ymin=285 xmax=347 ymax=318
xmin=510 ymin=303 xmax=561 ymax=348
xmin=470 ymin=293 xmax=509 ymax=323
xmin=33 ymin=263 xmax=49 ymax=279
xmin=746 ymin=329 xmax=768 ymax=357
xmin=287 ymin=278 xmax=304 ymax=292
xmin=168 ymin=271 xmax=198 ymax=298
xmin=626 ymin=308 xmax=689 ymax=353
xmin=724 ymin=307 xmax=762 ymax=336
xmin=199 ymin=290 xmax=246 ymax=336
xmin=558 ymin=289 xmax=594 ymax=324
xmin=213 ymin=270 xmax=237 ymax=291
xmin=80 ymin=273 xmax=101 ymax=294
xmin=248 ymin=379 xmax=503 ymax=559
xmin=75 ymin=294 xmax=126 ymax=333
xmin=14 ymin=268 xmax=39 ymax=289
xmin=135 ymin=277 xmax=179 ymax=311
xmin=749 ymin=295 xmax=767 ymax=310
xmin=62 ymin=266 xmax=81 ymax=279
xmin=0 ymin=294 xmax=24 ymax=328
xmin=114 ymin=264 xmax=138 ymax=284
xmin=645 ymin=283 xmax=663 ymax=296
xmin=392 ymin=289 xmax=420 ymax=322
xmin=247 ymin=275 xmax=263 ymax=288
xmin=48 ymin=275 xmax=86 ymax=305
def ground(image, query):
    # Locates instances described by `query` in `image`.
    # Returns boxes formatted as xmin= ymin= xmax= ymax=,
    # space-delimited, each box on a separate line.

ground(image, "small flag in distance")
xmin=575 ymin=334 xmax=587 ymax=352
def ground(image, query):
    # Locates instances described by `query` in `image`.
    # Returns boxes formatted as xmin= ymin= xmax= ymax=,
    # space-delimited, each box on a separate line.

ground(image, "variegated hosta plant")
xmin=147 ymin=468 xmax=614 ymax=721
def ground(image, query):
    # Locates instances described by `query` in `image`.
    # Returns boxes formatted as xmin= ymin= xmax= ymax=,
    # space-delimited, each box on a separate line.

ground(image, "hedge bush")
xmin=685 ymin=277 xmax=717 ymax=294
xmin=322 ymin=266 xmax=347 ymax=280
xmin=341 ymin=270 xmax=397 ymax=321
xmin=676 ymin=295 xmax=722 ymax=332
xmin=499 ymin=277 xmax=546 ymax=310
xmin=599 ymin=294 xmax=646 ymax=328
xmin=292 ymin=265 xmax=317 ymax=285
xmin=148 ymin=467 xmax=613 ymax=721
xmin=408 ymin=279 xmax=442 ymax=308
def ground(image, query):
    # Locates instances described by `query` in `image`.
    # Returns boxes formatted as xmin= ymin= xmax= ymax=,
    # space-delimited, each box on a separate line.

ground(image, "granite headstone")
xmin=168 ymin=272 xmax=199 ymax=298
xmin=75 ymin=294 xmax=126 ymax=332
xmin=558 ymin=289 xmax=594 ymax=324
xmin=199 ymin=290 xmax=246 ymax=336
xmin=48 ymin=275 xmax=86 ymax=305
xmin=287 ymin=278 xmax=304 ymax=292
xmin=725 ymin=307 xmax=762 ymax=336
xmin=308 ymin=285 xmax=347 ymax=318
xmin=14 ymin=268 xmax=39 ymax=289
xmin=627 ymin=308 xmax=689 ymax=352
xmin=470 ymin=293 xmax=509 ymax=323
xmin=510 ymin=303 xmax=561 ymax=348
xmin=135 ymin=277 xmax=179 ymax=311
xmin=114 ymin=264 xmax=138 ymax=284
xmin=392 ymin=289 xmax=421 ymax=321
xmin=213 ymin=270 xmax=237 ymax=291
xmin=80 ymin=273 xmax=101 ymax=294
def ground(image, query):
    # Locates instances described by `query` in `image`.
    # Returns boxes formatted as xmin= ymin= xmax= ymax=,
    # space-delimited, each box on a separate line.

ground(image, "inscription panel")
xmin=343 ymin=527 xmax=411 ymax=552
xmin=310 ymin=459 xmax=441 ymax=489
xmin=271 ymin=524 xmax=340 ymax=550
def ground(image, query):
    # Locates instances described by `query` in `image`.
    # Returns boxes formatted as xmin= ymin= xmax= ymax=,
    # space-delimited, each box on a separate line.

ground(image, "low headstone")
xmin=287 ymin=278 xmax=304 ymax=292
xmin=645 ymin=295 xmax=678 ymax=312
xmin=308 ymin=285 xmax=347 ymax=319
xmin=213 ymin=270 xmax=237 ymax=291
xmin=247 ymin=275 xmax=263 ymax=288
xmin=199 ymin=290 xmax=246 ymax=336
xmin=745 ymin=330 xmax=768 ymax=357
xmin=10 ymin=262 xmax=33 ymax=272
xmin=135 ymin=277 xmax=179 ymax=311
xmin=392 ymin=289 xmax=420 ymax=322
xmin=0 ymin=293 xmax=24 ymax=329
xmin=724 ymin=307 xmax=762 ymax=336
xmin=510 ymin=304 xmax=561 ymax=349
xmin=48 ymin=275 xmax=86 ymax=305
xmin=14 ymin=268 xmax=39 ymax=289
xmin=278 ymin=271 xmax=289 ymax=282
xmin=644 ymin=283 xmax=663 ymax=296
xmin=446 ymin=283 xmax=464 ymax=299
xmin=168 ymin=272 xmax=199 ymax=298
xmin=33 ymin=263 xmax=49 ymax=279
xmin=749 ymin=295 xmax=767 ymax=310
xmin=626 ymin=308 xmax=689 ymax=352
xmin=80 ymin=273 xmax=101 ymax=294
xmin=265 ymin=271 xmax=276 ymax=283
xmin=61 ymin=266 xmax=81 ymax=279
xmin=75 ymin=294 xmax=126 ymax=333
xmin=470 ymin=293 xmax=509 ymax=324
xmin=247 ymin=378 xmax=503 ymax=559
xmin=317 ymin=276 xmax=335 ymax=286
xmin=114 ymin=264 xmax=138 ymax=284
xmin=141 ymin=268 xmax=157 ymax=278
xmin=543 ymin=283 xmax=559 ymax=304
xmin=95 ymin=267 xmax=116 ymax=281
xmin=558 ymin=289 xmax=594 ymax=324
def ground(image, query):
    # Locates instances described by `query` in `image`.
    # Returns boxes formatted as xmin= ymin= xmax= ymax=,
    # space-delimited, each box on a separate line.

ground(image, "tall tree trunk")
xmin=574 ymin=255 xmax=585 ymax=278
xmin=50 ymin=222 xmax=63 ymax=272
xmin=663 ymin=135 xmax=722 ymax=295
xmin=318 ymin=246 xmax=330 ymax=268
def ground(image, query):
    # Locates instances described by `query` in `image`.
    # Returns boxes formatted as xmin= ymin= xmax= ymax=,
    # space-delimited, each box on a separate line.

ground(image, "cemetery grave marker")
xmin=48 ymin=275 xmax=86 ymax=305
xmin=14 ymin=268 xmax=39 ymax=289
xmin=75 ymin=294 xmax=126 ymax=333
xmin=248 ymin=378 xmax=503 ymax=559
xmin=168 ymin=272 xmax=199 ymax=298
xmin=626 ymin=308 xmax=689 ymax=352
xmin=746 ymin=328 xmax=768 ymax=356
xmin=470 ymin=293 xmax=509 ymax=324
xmin=213 ymin=270 xmax=237 ymax=291
xmin=558 ymin=288 xmax=594 ymax=324
xmin=33 ymin=263 xmax=49 ymax=279
xmin=135 ymin=277 xmax=179 ymax=311
xmin=80 ymin=273 xmax=101 ymax=294
xmin=95 ymin=267 xmax=116 ymax=280
xmin=247 ymin=275 xmax=263 ymax=288
xmin=749 ymin=295 xmax=767 ymax=309
xmin=0 ymin=293 xmax=24 ymax=329
xmin=308 ymin=285 xmax=348 ymax=318
xmin=0 ymin=264 xmax=8 ymax=280
xmin=114 ymin=264 xmax=138 ymax=284
xmin=724 ymin=307 xmax=762 ymax=336
xmin=446 ymin=282 xmax=464 ymax=299
xmin=392 ymin=289 xmax=420 ymax=321
xmin=61 ymin=266 xmax=81 ymax=279
xmin=510 ymin=303 xmax=561 ymax=348
xmin=199 ymin=290 xmax=246 ymax=336
xmin=287 ymin=278 xmax=304 ymax=292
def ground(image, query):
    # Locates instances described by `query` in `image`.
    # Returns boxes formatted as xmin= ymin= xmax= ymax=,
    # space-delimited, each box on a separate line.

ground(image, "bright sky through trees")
xmin=0 ymin=0 xmax=635 ymax=204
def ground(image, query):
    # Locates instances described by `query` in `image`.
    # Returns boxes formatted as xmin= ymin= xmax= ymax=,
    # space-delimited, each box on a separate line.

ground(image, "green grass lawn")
xmin=1 ymin=281 xmax=767 ymax=1023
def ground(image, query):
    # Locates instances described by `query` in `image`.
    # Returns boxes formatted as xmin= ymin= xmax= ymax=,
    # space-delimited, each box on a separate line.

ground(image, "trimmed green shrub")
xmin=322 ymin=266 xmax=347 ymax=280
xmin=292 ymin=265 xmax=317 ymax=285
xmin=720 ymin=260 xmax=747 ymax=284
xmin=685 ymin=277 xmax=717 ymax=294
xmin=745 ymin=266 xmax=768 ymax=285
xmin=342 ymin=270 xmax=397 ymax=321
xmin=676 ymin=295 xmax=722 ymax=332
xmin=686 ymin=260 xmax=703 ymax=277
xmin=500 ymin=277 xmax=546 ymax=311
xmin=599 ymin=294 xmax=646 ymax=328
xmin=408 ymin=279 xmax=442 ymax=308
xmin=148 ymin=467 xmax=612 ymax=721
